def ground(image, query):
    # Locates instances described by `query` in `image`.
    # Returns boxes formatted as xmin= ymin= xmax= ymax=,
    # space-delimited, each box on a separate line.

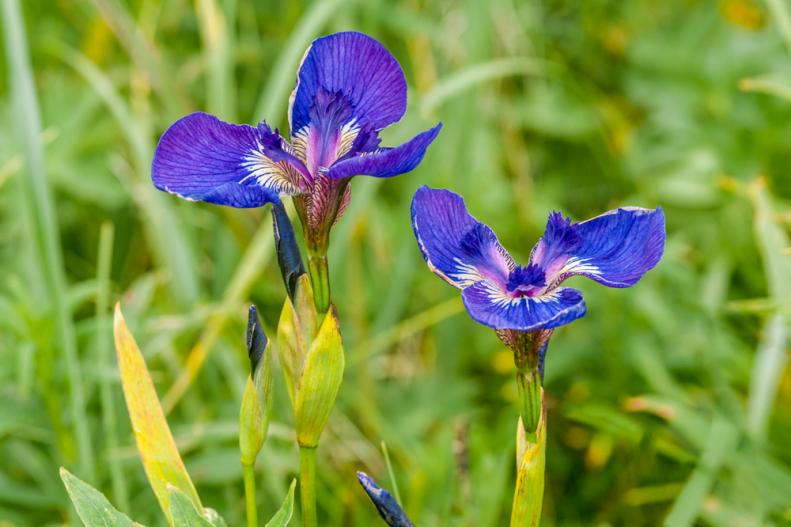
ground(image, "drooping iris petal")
xmin=326 ymin=124 xmax=442 ymax=180
xmin=289 ymin=32 xmax=407 ymax=136
xmin=152 ymin=113 xmax=305 ymax=208
xmin=462 ymin=283 xmax=587 ymax=331
xmin=411 ymin=187 xmax=514 ymax=288
xmin=531 ymin=207 xmax=665 ymax=289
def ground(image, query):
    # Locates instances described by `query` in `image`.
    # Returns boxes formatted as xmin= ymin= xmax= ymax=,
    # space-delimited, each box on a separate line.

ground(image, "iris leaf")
xmin=60 ymin=467 xmax=141 ymax=527
xmin=264 ymin=479 xmax=297 ymax=527
xmin=113 ymin=304 xmax=201 ymax=524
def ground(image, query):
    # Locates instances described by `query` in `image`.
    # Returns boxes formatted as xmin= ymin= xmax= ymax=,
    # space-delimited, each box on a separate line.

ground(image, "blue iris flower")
xmin=152 ymin=31 xmax=441 ymax=237
xmin=411 ymin=186 xmax=665 ymax=332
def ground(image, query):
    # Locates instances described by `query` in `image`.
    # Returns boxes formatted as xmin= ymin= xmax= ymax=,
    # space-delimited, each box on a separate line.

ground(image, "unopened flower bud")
xmin=293 ymin=307 xmax=344 ymax=448
xmin=240 ymin=306 xmax=273 ymax=466
xmin=272 ymin=201 xmax=305 ymax=300
xmin=357 ymin=472 xmax=414 ymax=527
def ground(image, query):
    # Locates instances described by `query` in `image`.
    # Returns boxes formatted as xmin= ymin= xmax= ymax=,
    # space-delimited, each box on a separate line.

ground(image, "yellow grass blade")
xmin=114 ymin=303 xmax=201 ymax=524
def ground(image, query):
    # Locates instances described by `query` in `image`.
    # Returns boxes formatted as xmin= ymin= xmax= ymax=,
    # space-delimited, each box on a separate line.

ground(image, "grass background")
xmin=2 ymin=0 xmax=791 ymax=525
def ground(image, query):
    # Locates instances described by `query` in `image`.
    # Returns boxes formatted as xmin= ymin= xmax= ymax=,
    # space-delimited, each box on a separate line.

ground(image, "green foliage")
xmin=3 ymin=0 xmax=791 ymax=525
xmin=60 ymin=467 xmax=140 ymax=526
xmin=168 ymin=486 xmax=227 ymax=527
xmin=265 ymin=479 xmax=297 ymax=527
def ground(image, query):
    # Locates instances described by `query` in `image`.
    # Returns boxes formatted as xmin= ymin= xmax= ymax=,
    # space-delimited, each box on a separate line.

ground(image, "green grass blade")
xmin=90 ymin=0 xmax=189 ymax=113
xmin=747 ymin=181 xmax=791 ymax=440
xmin=264 ymin=479 xmax=297 ymax=527
xmin=58 ymin=47 xmax=200 ymax=307
xmin=95 ymin=222 xmax=129 ymax=512
xmin=765 ymin=0 xmax=791 ymax=53
xmin=60 ymin=467 xmax=141 ymax=527
xmin=2 ymin=0 xmax=95 ymax=480
xmin=663 ymin=418 xmax=738 ymax=527
xmin=420 ymin=57 xmax=542 ymax=114
xmin=253 ymin=0 xmax=350 ymax=123
xmin=196 ymin=0 xmax=236 ymax=119
xmin=162 ymin=221 xmax=274 ymax=413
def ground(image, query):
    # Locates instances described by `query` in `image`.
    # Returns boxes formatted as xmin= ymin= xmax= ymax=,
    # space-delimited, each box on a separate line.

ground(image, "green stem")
xmin=299 ymin=446 xmax=318 ymax=527
xmin=510 ymin=396 xmax=546 ymax=527
xmin=516 ymin=367 xmax=542 ymax=439
xmin=3 ymin=0 xmax=94 ymax=480
xmin=307 ymin=252 xmax=330 ymax=313
xmin=96 ymin=223 xmax=128 ymax=511
xmin=242 ymin=462 xmax=258 ymax=527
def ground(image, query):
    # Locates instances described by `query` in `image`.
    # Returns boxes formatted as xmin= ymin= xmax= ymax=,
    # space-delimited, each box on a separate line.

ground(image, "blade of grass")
xmin=380 ymin=441 xmax=402 ymax=505
xmin=90 ymin=0 xmax=189 ymax=113
xmin=2 ymin=0 xmax=95 ymax=480
xmin=663 ymin=417 xmax=738 ymax=527
xmin=747 ymin=179 xmax=791 ymax=440
xmin=162 ymin=220 xmax=274 ymax=413
xmin=765 ymin=0 xmax=791 ymax=54
xmin=95 ymin=222 xmax=129 ymax=512
xmin=420 ymin=57 xmax=542 ymax=114
xmin=114 ymin=304 xmax=202 ymax=523
xmin=253 ymin=0 xmax=350 ymax=123
xmin=59 ymin=47 xmax=200 ymax=307
xmin=349 ymin=297 xmax=464 ymax=367
xmin=739 ymin=76 xmax=791 ymax=102
xmin=195 ymin=0 xmax=236 ymax=119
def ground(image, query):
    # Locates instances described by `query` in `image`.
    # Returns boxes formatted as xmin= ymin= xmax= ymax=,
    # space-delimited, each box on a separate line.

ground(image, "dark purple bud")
xmin=271 ymin=201 xmax=305 ymax=300
xmin=357 ymin=472 xmax=415 ymax=527
xmin=246 ymin=305 xmax=268 ymax=376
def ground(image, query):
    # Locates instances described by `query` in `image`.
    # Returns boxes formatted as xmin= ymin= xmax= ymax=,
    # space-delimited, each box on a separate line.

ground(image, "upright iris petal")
xmin=411 ymin=186 xmax=665 ymax=332
xmin=289 ymin=32 xmax=408 ymax=140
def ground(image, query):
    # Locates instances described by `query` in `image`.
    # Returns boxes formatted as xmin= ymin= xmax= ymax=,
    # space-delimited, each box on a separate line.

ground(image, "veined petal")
xmin=152 ymin=113 xmax=304 ymax=208
xmin=411 ymin=187 xmax=514 ymax=289
xmin=530 ymin=207 xmax=665 ymax=288
xmin=462 ymin=283 xmax=586 ymax=331
xmin=289 ymin=32 xmax=407 ymax=136
xmin=326 ymin=124 xmax=442 ymax=180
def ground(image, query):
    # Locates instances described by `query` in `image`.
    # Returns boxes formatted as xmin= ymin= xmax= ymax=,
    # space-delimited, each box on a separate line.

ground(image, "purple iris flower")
xmin=411 ymin=187 xmax=665 ymax=332
xmin=152 ymin=32 xmax=441 ymax=246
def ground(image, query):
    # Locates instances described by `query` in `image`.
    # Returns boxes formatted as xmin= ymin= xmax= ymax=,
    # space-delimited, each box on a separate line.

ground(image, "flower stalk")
xmin=299 ymin=446 xmax=318 ymax=527
xmin=510 ymin=409 xmax=546 ymax=527
xmin=242 ymin=462 xmax=258 ymax=527
xmin=307 ymin=250 xmax=330 ymax=314
xmin=516 ymin=367 xmax=542 ymax=439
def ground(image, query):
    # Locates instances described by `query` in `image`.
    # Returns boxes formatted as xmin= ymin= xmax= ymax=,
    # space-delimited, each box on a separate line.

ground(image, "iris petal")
xmin=152 ymin=113 xmax=304 ymax=208
xmin=411 ymin=187 xmax=514 ymax=288
xmin=462 ymin=283 xmax=587 ymax=331
xmin=531 ymin=207 xmax=665 ymax=288
xmin=326 ymin=124 xmax=442 ymax=180
xmin=289 ymin=32 xmax=407 ymax=136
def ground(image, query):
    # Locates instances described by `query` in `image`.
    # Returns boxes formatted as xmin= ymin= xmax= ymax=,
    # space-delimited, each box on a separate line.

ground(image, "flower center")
xmin=506 ymin=264 xmax=547 ymax=298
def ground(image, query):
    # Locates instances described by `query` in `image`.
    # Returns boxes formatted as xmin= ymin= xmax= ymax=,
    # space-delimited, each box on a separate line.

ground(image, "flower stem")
xmin=510 ymin=397 xmax=546 ymax=527
xmin=299 ymin=446 xmax=318 ymax=527
xmin=307 ymin=251 xmax=330 ymax=313
xmin=516 ymin=367 xmax=542 ymax=439
xmin=242 ymin=462 xmax=258 ymax=527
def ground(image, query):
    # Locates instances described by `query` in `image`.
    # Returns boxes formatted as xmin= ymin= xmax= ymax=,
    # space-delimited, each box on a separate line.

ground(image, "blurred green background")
xmin=2 ymin=0 xmax=791 ymax=525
